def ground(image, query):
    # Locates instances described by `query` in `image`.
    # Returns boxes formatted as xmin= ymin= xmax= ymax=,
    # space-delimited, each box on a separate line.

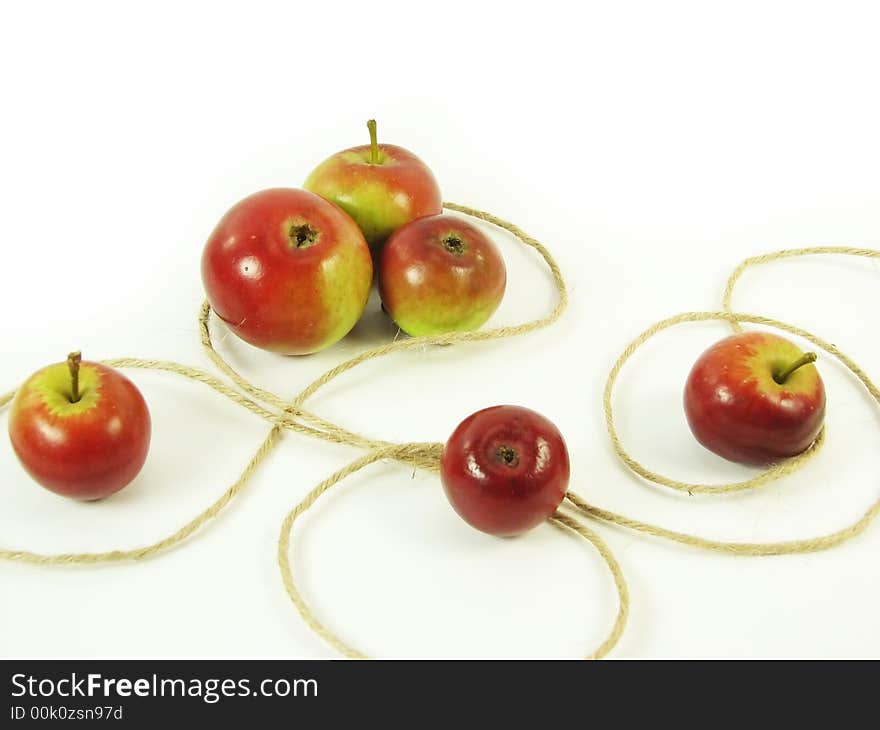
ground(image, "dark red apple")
xmin=201 ymin=188 xmax=373 ymax=355
xmin=379 ymin=214 xmax=507 ymax=336
xmin=8 ymin=352 xmax=151 ymax=500
xmin=683 ymin=331 xmax=826 ymax=466
xmin=440 ymin=405 xmax=570 ymax=537
xmin=304 ymin=120 xmax=442 ymax=250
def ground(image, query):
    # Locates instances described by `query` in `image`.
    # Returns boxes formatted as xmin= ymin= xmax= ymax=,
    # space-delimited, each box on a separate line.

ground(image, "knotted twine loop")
xmin=277 ymin=444 xmax=629 ymax=659
xmin=577 ymin=247 xmax=880 ymax=555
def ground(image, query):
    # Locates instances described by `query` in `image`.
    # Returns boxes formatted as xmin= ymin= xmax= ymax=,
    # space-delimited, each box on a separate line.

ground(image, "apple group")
xmin=202 ymin=120 xmax=507 ymax=355
xmin=198 ymin=120 xmax=555 ymax=535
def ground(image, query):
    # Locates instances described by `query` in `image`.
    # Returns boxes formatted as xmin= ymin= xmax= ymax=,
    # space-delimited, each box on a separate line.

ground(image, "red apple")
xmin=440 ymin=405 xmax=570 ymax=537
xmin=683 ymin=331 xmax=826 ymax=466
xmin=8 ymin=352 xmax=151 ymax=500
xmin=304 ymin=120 xmax=442 ymax=250
xmin=201 ymin=188 xmax=373 ymax=355
xmin=379 ymin=214 xmax=507 ymax=337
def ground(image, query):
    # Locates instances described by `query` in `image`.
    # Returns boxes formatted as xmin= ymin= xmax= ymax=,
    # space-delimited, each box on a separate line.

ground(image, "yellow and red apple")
xmin=683 ymin=332 xmax=825 ymax=466
xmin=378 ymin=214 xmax=506 ymax=337
xmin=304 ymin=120 xmax=442 ymax=250
xmin=8 ymin=352 xmax=151 ymax=500
xmin=201 ymin=188 xmax=373 ymax=355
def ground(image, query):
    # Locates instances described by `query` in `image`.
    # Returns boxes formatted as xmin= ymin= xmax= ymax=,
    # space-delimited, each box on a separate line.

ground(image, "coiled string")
xmin=275 ymin=250 xmax=880 ymax=654
xmin=1 ymin=203 xmax=631 ymax=656
xmin=0 ymin=202 xmax=570 ymax=566
xmin=276 ymin=443 xmax=629 ymax=659
xmin=2 ymin=211 xmax=878 ymax=657
xmin=573 ymin=247 xmax=880 ymax=555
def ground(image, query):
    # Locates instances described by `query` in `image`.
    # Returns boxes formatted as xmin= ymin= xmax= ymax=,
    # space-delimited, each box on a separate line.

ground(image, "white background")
xmin=1 ymin=1 xmax=879 ymax=659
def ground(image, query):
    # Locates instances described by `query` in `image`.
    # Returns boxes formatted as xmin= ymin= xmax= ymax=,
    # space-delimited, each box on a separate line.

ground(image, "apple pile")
xmin=2 ymin=121 xmax=522 ymax=522
xmin=201 ymin=120 xmax=507 ymax=354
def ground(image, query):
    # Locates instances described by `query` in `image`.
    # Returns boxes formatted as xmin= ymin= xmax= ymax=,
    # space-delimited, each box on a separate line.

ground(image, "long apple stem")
xmin=774 ymin=352 xmax=817 ymax=384
xmin=367 ymin=119 xmax=379 ymax=164
xmin=68 ymin=351 xmax=82 ymax=403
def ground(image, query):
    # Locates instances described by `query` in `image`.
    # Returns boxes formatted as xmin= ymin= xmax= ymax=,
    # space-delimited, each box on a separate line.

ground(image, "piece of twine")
xmin=276 ymin=443 xmax=629 ymax=659
xmin=0 ymin=203 xmax=567 ymax=566
xmin=2 ymin=202 xmax=633 ymax=657
xmin=1 ymin=208 xmax=878 ymax=657
xmin=577 ymin=246 xmax=880 ymax=555
xmin=277 ymin=251 xmax=880 ymax=654
xmin=722 ymin=246 xmax=880 ymax=336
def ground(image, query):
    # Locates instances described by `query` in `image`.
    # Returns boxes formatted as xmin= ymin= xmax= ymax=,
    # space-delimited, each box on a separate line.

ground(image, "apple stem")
xmin=67 ymin=351 xmax=82 ymax=403
xmin=774 ymin=352 xmax=818 ymax=384
xmin=367 ymin=119 xmax=379 ymax=164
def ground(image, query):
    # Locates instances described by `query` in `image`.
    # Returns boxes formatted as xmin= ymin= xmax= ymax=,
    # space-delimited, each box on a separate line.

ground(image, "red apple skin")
xmin=440 ymin=405 xmax=570 ymax=537
xmin=8 ymin=361 xmax=151 ymax=500
xmin=201 ymin=188 xmax=373 ymax=355
xmin=683 ymin=332 xmax=826 ymax=467
xmin=379 ymin=214 xmax=507 ymax=337
xmin=304 ymin=142 xmax=442 ymax=249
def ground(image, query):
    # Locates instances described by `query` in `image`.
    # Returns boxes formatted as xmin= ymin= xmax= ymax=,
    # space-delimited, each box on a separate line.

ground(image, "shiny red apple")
xmin=201 ymin=188 xmax=373 ymax=355
xmin=379 ymin=214 xmax=507 ymax=337
xmin=683 ymin=331 xmax=825 ymax=466
xmin=304 ymin=120 xmax=442 ymax=250
xmin=8 ymin=352 xmax=151 ymax=500
xmin=440 ymin=405 xmax=570 ymax=537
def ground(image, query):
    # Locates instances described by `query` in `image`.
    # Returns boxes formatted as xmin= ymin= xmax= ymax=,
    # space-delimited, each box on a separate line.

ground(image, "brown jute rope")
xmin=196 ymin=202 xmax=568 ymax=442
xmin=3 ymin=203 xmax=880 ymax=657
xmin=0 ymin=355 xmax=427 ymax=565
xmin=283 ymin=288 xmax=880 ymax=655
xmin=576 ymin=247 xmax=880 ymax=554
xmin=0 ymin=203 xmax=568 ymax=561
xmin=0 ymin=360 xmax=288 ymax=564
xmin=3 ymin=203 xmax=624 ymax=659
xmin=274 ymin=247 xmax=880 ymax=654
xmin=602 ymin=311 xmax=828 ymax=495
xmin=722 ymin=246 xmax=880 ymax=335
xmin=277 ymin=444 xmax=629 ymax=659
